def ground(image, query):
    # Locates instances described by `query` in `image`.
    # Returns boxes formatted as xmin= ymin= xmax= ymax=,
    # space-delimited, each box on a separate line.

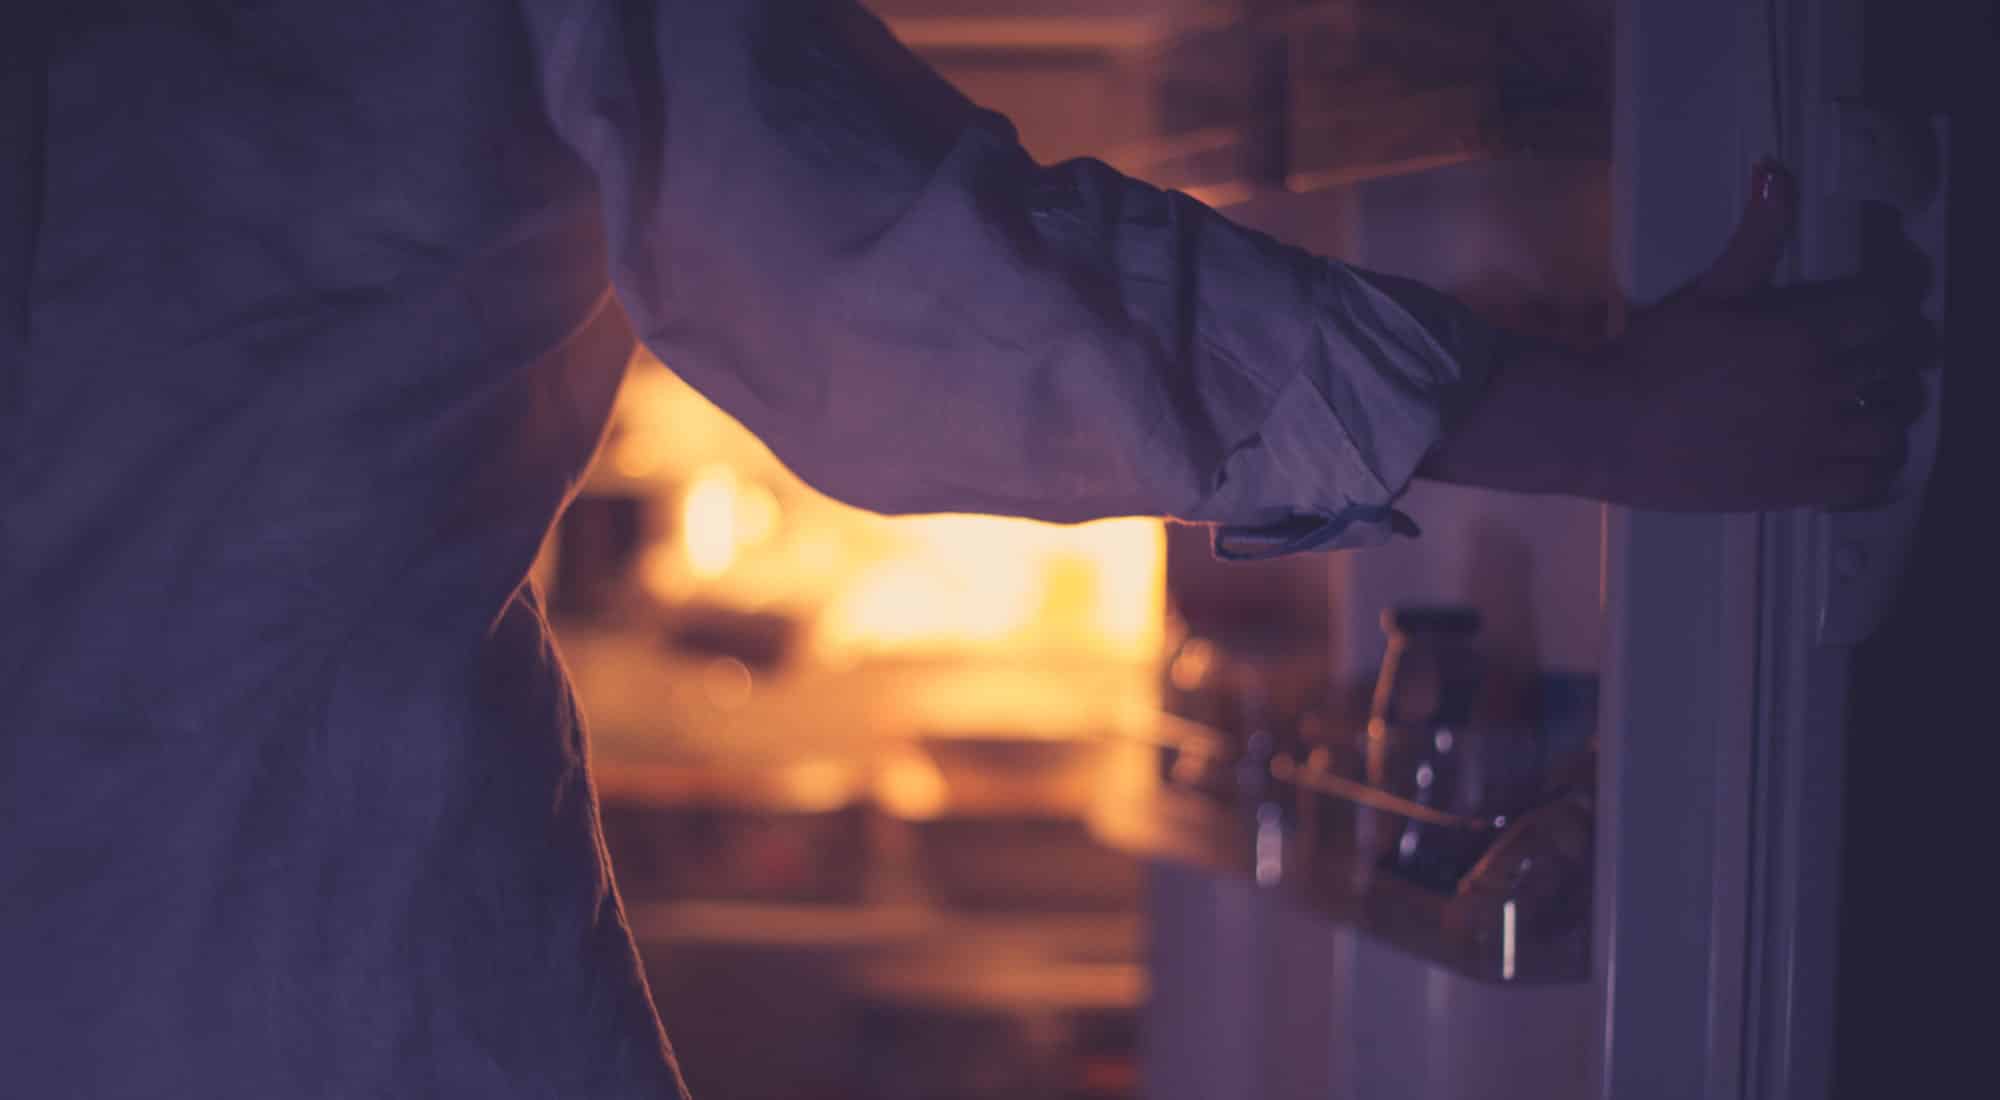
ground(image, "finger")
xmin=1844 ymin=364 xmax=1928 ymax=427
xmin=1818 ymin=454 xmax=1905 ymax=511
xmin=1831 ymin=316 xmax=1936 ymax=420
xmin=1858 ymin=204 xmax=1936 ymax=308
xmin=1868 ymin=314 xmax=1944 ymax=377
xmin=1762 ymin=279 xmax=1899 ymax=346
xmin=1691 ymin=160 xmax=1797 ymax=300
xmin=1824 ymin=410 xmax=1913 ymax=470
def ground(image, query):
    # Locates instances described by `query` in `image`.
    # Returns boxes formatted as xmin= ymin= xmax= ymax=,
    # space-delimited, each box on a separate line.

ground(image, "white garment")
xmin=0 ymin=1 xmax=1495 ymax=1096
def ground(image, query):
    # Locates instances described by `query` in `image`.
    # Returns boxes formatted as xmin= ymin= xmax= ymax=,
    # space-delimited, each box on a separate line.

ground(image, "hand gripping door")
xmin=1812 ymin=102 xmax=1949 ymax=644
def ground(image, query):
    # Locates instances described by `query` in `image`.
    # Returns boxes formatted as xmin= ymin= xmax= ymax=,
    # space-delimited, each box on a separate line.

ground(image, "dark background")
xmin=1838 ymin=0 xmax=1997 ymax=1093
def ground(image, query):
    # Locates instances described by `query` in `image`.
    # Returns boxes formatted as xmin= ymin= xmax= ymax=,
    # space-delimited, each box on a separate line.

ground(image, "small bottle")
xmin=1361 ymin=606 xmax=1494 ymax=890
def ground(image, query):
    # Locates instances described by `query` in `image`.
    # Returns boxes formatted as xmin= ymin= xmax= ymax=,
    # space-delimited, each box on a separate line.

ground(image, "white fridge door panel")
xmin=1140 ymin=0 xmax=1913 ymax=1096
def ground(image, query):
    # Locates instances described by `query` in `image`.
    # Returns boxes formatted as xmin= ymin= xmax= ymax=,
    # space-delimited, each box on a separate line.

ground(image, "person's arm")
xmin=1420 ymin=161 xmax=1925 ymax=512
xmin=1415 ymin=335 xmax=1613 ymax=499
xmin=523 ymin=0 xmax=1500 ymax=557
xmin=523 ymin=1 xmax=1922 ymax=539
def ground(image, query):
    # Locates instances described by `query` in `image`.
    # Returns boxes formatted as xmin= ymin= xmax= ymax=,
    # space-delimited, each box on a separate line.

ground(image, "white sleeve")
xmin=529 ymin=0 xmax=1500 ymax=555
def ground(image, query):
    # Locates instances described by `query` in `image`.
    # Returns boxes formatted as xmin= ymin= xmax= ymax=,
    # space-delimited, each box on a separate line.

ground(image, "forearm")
xmin=543 ymin=0 xmax=1495 ymax=550
xmin=1415 ymin=334 xmax=1614 ymax=501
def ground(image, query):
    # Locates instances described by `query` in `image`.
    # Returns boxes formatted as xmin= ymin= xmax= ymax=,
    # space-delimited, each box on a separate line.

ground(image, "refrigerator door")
xmin=1590 ymin=0 xmax=1937 ymax=1096
xmin=1141 ymin=1 xmax=1942 ymax=1098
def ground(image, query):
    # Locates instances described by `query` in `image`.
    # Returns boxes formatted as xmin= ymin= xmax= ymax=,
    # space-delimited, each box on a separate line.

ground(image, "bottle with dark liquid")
xmin=1362 ymin=607 xmax=1543 ymax=892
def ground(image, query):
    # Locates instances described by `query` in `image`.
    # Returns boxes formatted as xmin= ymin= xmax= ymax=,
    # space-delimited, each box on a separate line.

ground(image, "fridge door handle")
xmin=1815 ymin=108 xmax=1949 ymax=646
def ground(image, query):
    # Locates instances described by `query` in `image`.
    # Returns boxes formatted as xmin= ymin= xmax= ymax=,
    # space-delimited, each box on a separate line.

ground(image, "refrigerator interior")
xmin=542 ymin=2 xmax=1649 ymax=1097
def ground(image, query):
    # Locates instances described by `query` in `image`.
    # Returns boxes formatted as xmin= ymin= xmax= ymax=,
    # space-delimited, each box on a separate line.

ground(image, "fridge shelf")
xmin=1087 ymin=717 xmax=1592 ymax=985
xmin=1268 ymin=750 xmax=1512 ymax=833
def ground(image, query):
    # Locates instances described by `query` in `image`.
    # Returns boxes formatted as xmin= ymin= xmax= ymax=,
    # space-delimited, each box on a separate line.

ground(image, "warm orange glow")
xmin=678 ymin=464 xmax=782 ymax=581
xmin=682 ymin=467 xmax=739 ymax=579
xmin=873 ymin=750 xmax=950 ymax=821
xmin=1168 ymin=636 xmax=1217 ymax=692
xmin=699 ymin=656 xmax=756 ymax=710
xmin=768 ymin=758 xmax=859 ymax=813
xmin=602 ymin=354 xmax=1167 ymax=672
xmin=811 ymin=514 xmax=1163 ymax=662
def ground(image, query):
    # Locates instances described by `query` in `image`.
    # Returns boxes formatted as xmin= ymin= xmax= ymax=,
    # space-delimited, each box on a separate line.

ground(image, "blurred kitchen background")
xmin=530 ymin=0 xmax=1986 ymax=1096
xmin=535 ymin=2 xmax=1611 ymax=1097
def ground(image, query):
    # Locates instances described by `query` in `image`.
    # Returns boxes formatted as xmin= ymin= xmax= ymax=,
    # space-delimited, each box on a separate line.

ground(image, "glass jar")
xmin=1361 ymin=606 xmax=1544 ymax=891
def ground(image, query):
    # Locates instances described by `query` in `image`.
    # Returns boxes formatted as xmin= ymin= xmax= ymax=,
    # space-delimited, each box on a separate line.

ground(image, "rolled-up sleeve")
xmin=525 ymin=0 xmax=1500 ymax=555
